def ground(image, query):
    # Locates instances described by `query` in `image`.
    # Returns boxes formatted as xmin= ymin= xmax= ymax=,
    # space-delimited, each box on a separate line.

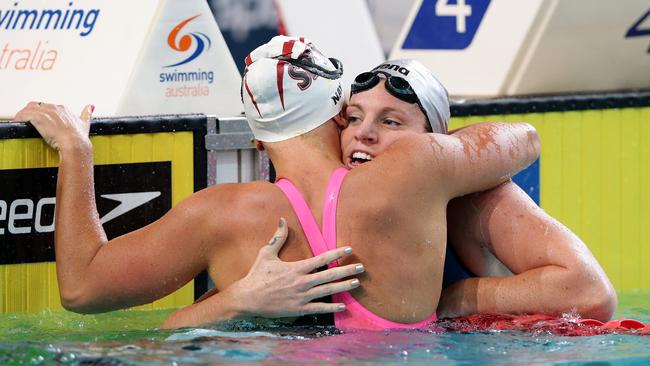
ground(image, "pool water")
xmin=1 ymin=290 xmax=649 ymax=365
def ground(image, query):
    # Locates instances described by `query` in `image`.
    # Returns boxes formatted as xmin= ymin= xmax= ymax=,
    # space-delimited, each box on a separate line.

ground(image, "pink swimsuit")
xmin=275 ymin=167 xmax=438 ymax=330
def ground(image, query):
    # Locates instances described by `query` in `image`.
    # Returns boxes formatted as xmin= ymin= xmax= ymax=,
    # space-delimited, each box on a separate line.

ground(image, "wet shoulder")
xmin=195 ymin=181 xmax=282 ymax=211
xmin=179 ymin=181 xmax=288 ymax=238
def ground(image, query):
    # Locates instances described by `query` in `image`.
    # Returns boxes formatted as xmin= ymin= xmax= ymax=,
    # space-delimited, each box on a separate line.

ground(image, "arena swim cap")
xmin=371 ymin=59 xmax=450 ymax=134
xmin=241 ymin=36 xmax=344 ymax=142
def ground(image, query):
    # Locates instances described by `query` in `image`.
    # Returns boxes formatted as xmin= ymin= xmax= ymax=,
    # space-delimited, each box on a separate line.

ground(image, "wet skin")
xmin=337 ymin=80 xmax=616 ymax=320
xmin=341 ymin=80 xmax=428 ymax=168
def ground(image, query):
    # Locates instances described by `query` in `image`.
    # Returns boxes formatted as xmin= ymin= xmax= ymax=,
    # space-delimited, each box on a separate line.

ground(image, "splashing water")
xmin=1 ymin=291 xmax=649 ymax=365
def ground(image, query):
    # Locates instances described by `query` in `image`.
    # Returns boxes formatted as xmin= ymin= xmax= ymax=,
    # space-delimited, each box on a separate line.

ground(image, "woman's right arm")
xmin=437 ymin=122 xmax=541 ymax=198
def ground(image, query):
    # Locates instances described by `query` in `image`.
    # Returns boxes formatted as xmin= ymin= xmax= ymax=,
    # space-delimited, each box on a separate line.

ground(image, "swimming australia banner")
xmin=118 ymin=0 xmax=242 ymax=117
xmin=390 ymin=0 xmax=650 ymax=98
xmin=0 ymin=0 xmax=242 ymax=118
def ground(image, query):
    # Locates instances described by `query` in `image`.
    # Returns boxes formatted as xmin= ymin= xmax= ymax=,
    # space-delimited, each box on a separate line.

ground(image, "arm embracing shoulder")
xmin=434 ymin=122 xmax=540 ymax=198
xmin=443 ymin=182 xmax=616 ymax=320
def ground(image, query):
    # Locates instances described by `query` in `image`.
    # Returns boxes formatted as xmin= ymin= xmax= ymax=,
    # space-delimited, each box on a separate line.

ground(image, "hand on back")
xmin=222 ymin=218 xmax=365 ymax=318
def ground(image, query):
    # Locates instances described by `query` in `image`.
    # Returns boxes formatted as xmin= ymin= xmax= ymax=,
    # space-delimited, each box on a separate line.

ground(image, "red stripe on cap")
xmin=276 ymin=61 xmax=285 ymax=110
xmin=282 ymin=39 xmax=295 ymax=57
xmin=243 ymin=76 xmax=262 ymax=117
xmin=245 ymin=54 xmax=253 ymax=66
xmin=275 ymin=40 xmax=295 ymax=111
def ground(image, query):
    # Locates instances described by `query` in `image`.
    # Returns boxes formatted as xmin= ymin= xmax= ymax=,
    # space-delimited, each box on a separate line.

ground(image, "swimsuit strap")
xmin=334 ymin=291 xmax=438 ymax=329
xmin=275 ymin=179 xmax=329 ymax=256
xmin=322 ymin=167 xmax=349 ymax=266
xmin=275 ymin=167 xmax=348 ymax=257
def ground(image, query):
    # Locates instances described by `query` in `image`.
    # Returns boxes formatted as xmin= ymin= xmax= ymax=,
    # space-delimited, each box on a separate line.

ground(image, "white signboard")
xmin=275 ymin=0 xmax=385 ymax=97
xmin=0 ymin=0 xmax=242 ymax=118
xmin=390 ymin=0 xmax=650 ymax=98
xmin=118 ymin=0 xmax=242 ymax=117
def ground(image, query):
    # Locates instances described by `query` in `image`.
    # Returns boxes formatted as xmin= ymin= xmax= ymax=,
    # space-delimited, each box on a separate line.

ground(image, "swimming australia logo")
xmin=0 ymin=2 xmax=100 ymax=37
xmin=402 ymin=0 xmax=491 ymax=50
xmin=165 ymin=15 xmax=212 ymax=68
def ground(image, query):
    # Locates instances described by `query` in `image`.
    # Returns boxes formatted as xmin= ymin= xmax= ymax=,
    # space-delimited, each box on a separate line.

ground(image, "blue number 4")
xmin=625 ymin=8 xmax=650 ymax=53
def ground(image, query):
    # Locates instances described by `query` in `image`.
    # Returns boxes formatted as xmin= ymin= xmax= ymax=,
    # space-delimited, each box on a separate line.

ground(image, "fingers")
xmin=305 ymin=279 xmax=360 ymax=301
xmin=265 ymin=217 xmax=288 ymax=256
xmin=80 ymin=104 xmax=94 ymax=123
xmin=14 ymin=101 xmax=42 ymax=121
xmin=14 ymin=109 xmax=33 ymax=122
xmin=297 ymin=246 xmax=353 ymax=272
xmin=300 ymin=302 xmax=347 ymax=315
xmin=26 ymin=101 xmax=54 ymax=111
xmin=14 ymin=102 xmax=54 ymax=122
xmin=304 ymin=262 xmax=364 ymax=288
xmin=250 ymin=217 xmax=288 ymax=269
xmin=79 ymin=104 xmax=94 ymax=136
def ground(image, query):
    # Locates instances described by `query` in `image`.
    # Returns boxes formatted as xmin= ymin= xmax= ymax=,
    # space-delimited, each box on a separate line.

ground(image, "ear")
xmin=255 ymin=140 xmax=265 ymax=151
xmin=333 ymin=108 xmax=348 ymax=129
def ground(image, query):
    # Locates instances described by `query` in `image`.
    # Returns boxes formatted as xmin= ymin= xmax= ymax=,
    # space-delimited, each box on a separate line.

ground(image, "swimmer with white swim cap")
xmin=241 ymin=35 xmax=344 ymax=142
xmin=355 ymin=58 xmax=450 ymax=133
xmin=339 ymin=58 xmax=616 ymax=321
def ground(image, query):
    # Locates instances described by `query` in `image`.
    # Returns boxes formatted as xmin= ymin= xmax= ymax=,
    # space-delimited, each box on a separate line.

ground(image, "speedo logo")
xmin=0 ymin=162 xmax=171 ymax=265
xmin=0 ymin=192 xmax=161 ymax=235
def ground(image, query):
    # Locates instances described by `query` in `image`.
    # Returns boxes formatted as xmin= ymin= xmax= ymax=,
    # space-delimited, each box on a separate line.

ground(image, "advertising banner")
xmin=0 ymin=115 xmax=207 ymax=313
xmin=0 ymin=163 xmax=171 ymax=265
xmin=118 ymin=0 xmax=242 ymax=117
xmin=0 ymin=0 xmax=242 ymax=118
xmin=391 ymin=0 xmax=650 ymax=98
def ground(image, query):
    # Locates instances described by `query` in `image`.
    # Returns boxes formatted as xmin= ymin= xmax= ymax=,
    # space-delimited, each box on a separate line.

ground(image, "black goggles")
xmin=350 ymin=71 xmax=429 ymax=123
xmin=280 ymin=55 xmax=344 ymax=80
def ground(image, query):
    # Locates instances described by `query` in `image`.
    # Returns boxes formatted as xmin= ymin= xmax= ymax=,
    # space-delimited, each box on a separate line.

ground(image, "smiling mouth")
xmin=348 ymin=151 xmax=374 ymax=167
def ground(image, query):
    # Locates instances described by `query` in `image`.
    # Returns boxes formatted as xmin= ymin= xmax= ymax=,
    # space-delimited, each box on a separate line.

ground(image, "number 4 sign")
xmin=435 ymin=0 xmax=472 ymax=33
xmin=402 ymin=0 xmax=491 ymax=50
xmin=625 ymin=8 xmax=650 ymax=53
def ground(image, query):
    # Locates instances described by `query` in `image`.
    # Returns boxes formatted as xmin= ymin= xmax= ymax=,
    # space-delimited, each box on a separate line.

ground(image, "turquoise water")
xmin=1 ymin=290 xmax=649 ymax=365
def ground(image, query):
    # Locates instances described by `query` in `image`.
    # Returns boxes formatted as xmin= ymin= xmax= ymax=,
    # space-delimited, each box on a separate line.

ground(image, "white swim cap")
xmin=241 ymin=36 xmax=345 ymax=142
xmin=371 ymin=59 xmax=450 ymax=134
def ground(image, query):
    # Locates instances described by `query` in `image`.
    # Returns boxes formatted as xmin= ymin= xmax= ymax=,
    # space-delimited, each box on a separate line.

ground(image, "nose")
xmin=354 ymin=117 xmax=377 ymax=144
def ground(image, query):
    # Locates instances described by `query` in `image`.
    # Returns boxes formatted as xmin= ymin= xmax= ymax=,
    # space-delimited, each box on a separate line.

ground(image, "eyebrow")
xmin=347 ymin=102 xmax=409 ymax=116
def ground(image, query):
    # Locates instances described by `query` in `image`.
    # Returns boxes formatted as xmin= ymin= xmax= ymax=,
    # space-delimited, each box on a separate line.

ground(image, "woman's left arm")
xmin=440 ymin=181 xmax=617 ymax=321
